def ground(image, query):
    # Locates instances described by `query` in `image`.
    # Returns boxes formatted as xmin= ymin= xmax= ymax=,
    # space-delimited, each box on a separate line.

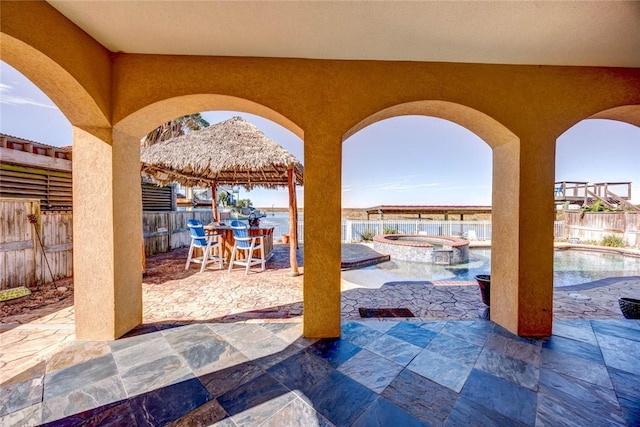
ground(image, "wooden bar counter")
xmin=204 ymin=224 xmax=274 ymax=264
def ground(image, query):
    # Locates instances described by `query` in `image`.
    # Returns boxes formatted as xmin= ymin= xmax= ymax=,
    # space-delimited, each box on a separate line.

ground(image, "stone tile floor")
xmin=2 ymin=318 xmax=640 ymax=426
xmin=1 ymin=244 xmax=640 ymax=425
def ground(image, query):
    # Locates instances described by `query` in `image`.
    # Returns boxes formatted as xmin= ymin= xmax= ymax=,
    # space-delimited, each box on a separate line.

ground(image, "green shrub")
xmin=383 ymin=227 xmax=398 ymax=235
xmin=600 ymin=235 xmax=624 ymax=247
xmin=359 ymin=229 xmax=376 ymax=242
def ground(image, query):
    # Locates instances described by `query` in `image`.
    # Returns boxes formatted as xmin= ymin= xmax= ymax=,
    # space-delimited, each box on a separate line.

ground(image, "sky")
xmin=1 ymin=60 xmax=639 ymax=208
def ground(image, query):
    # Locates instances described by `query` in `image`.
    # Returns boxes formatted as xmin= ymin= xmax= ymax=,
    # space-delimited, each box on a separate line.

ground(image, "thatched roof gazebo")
xmin=140 ymin=116 xmax=303 ymax=275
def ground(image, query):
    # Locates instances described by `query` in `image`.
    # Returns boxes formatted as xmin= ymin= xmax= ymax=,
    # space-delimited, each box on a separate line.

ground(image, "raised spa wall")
xmin=373 ymin=234 xmax=470 ymax=264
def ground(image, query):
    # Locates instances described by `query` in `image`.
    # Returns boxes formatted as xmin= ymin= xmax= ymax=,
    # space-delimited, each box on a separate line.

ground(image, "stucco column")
xmin=491 ymin=136 xmax=555 ymax=337
xmin=73 ymin=127 xmax=142 ymax=340
xmin=303 ymin=129 xmax=342 ymax=338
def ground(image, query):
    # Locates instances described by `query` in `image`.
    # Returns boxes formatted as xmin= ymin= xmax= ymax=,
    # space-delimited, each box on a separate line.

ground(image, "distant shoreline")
xmin=256 ymin=207 xmax=491 ymax=221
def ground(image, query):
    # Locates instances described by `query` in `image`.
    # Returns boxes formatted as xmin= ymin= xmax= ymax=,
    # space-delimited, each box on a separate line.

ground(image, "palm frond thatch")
xmin=140 ymin=116 xmax=303 ymax=190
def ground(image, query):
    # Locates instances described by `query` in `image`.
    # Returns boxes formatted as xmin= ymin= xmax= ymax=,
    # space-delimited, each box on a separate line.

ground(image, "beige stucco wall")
xmin=2 ymin=1 xmax=639 ymax=339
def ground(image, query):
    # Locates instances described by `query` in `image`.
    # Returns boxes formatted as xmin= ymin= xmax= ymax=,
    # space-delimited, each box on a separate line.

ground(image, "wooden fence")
xmin=0 ymin=199 xmax=73 ymax=290
xmin=563 ymin=211 xmax=640 ymax=247
xmin=143 ymin=210 xmax=214 ymax=255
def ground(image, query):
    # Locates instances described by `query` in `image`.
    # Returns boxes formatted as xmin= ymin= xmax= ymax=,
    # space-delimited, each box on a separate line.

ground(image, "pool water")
xmin=351 ymin=248 xmax=640 ymax=288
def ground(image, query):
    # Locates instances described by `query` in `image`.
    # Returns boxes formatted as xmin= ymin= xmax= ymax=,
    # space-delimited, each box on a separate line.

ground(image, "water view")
xmin=343 ymin=248 xmax=640 ymax=289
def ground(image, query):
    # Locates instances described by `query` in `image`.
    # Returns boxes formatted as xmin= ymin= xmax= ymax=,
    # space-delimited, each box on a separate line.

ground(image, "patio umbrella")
xmin=140 ymin=116 xmax=303 ymax=275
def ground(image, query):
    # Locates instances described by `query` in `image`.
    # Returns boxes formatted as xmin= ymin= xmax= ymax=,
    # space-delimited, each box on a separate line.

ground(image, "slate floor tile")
xmin=387 ymin=322 xmax=437 ymax=347
xmin=119 ymin=353 xmax=195 ymax=397
xmin=425 ymin=334 xmax=482 ymax=366
xmin=199 ymin=361 xmax=265 ymax=398
xmin=43 ymin=354 xmax=119 ymax=400
xmin=338 ymin=349 xmax=403 ymax=393
xmin=541 ymin=335 xmax=604 ymax=364
xmin=217 ymin=372 xmax=296 ymax=426
xmin=446 ymin=396 xmax=529 ymax=427
xmin=42 ymin=375 xmax=127 ymax=423
xmin=541 ymin=348 xmax=612 ymax=389
xmin=239 ymin=334 xmax=292 ymax=361
xmin=178 ymin=336 xmax=247 ymax=375
xmin=261 ymin=397 xmax=334 ymax=427
xmin=440 ymin=321 xmax=492 ymax=346
xmin=221 ymin=324 xmax=274 ymax=351
xmin=163 ymin=323 xmax=220 ymax=352
xmin=536 ymin=368 xmax=626 ymax=426
xmin=168 ymin=398 xmax=231 ymax=427
xmin=475 ymin=348 xmax=539 ymax=391
xmin=305 ymin=371 xmax=377 ymax=427
xmin=341 ymin=321 xmax=383 ymax=347
xmin=407 ymin=349 xmax=472 ymax=393
xmin=353 ymin=396 xmax=430 ymax=427
xmin=382 ymin=368 xmax=458 ymax=425
xmin=460 ymin=369 xmax=537 ymax=426
xmin=483 ymin=333 xmax=542 ymax=365
xmin=267 ymin=351 xmax=334 ymax=396
xmin=599 ymin=343 xmax=640 ymax=376
xmin=130 ymin=377 xmax=211 ymax=426
xmin=0 ymin=374 xmax=43 ymax=416
xmin=359 ymin=320 xmax=398 ymax=333
xmin=0 ymin=403 xmax=42 ymax=427
xmin=307 ymin=338 xmax=361 ymax=368
xmin=419 ymin=320 xmax=448 ymax=333
xmin=41 ymin=399 xmax=136 ymax=427
xmin=365 ymin=333 xmax=422 ymax=366
xmin=109 ymin=328 xmax=162 ymax=352
xmin=551 ymin=320 xmax=598 ymax=346
xmin=592 ymin=321 xmax=640 ymax=343
xmin=111 ymin=336 xmax=175 ymax=372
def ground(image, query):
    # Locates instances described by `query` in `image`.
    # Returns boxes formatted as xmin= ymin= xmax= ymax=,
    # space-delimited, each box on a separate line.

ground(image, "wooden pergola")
xmin=365 ymin=205 xmax=492 ymax=220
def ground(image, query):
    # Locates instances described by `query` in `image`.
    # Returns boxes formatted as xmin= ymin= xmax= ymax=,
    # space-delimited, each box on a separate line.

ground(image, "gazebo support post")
xmin=288 ymin=168 xmax=300 ymax=276
xmin=211 ymin=184 xmax=219 ymax=221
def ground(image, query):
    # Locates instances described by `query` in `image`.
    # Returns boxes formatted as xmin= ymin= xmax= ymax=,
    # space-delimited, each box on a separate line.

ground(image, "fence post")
xmin=346 ymin=220 xmax=352 ymax=243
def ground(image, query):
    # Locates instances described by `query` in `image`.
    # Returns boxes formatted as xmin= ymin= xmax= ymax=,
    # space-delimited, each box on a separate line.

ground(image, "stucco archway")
xmin=343 ymin=101 xmax=546 ymax=335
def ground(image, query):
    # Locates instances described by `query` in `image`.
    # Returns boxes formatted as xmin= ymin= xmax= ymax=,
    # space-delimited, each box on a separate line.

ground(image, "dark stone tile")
xmin=608 ymin=366 xmax=640 ymax=426
xmin=419 ymin=320 xmax=448 ymax=334
xmin=551 ymin=320 xmax=598 ymax=346
xmin=43 ymin=354 xmax=119 ymax=400
xmin=305 ymin=371 xmax=377 ymax=427
xmin=541 ymin=348 xmax=612 ymax=389
xmin=491 ymin=324 xmax=543 ymax=347
xmin=178 ymin=336 xmax=247 ymax=375
xmin=40 ymin=399 xmax=136 ymax=427
xmin=130 ymin=377 xmax=211 ymax=427
xmin=484 ymin=333 xmax=542 ymax=365
xmin=407 ymin=348 xmax=472 ymax=393
xmin=618 ymin=395 xmax=640 ymax=427
xmin=387 ymin=322 xmax=437 ymax=347
xmin=168 ymin=398 xmax=231 ymax=427
xmin=217 ymin=372 xmax=296 ymax=425
xmin=252 ymin=341 xmax=307 ymax=370
xmin=382 ymin=368 xmax=457 ymax=425
xmin=440 ymin=321 xmax=492 ymax=347
xmin=307 ymin=338 xmax=361 ymax=368
xmin=536 ymin=368 xmax=626 ymax=426
xmin=460 ymin=369 xmax=537 ymax=426
xmin=341 ymin=321 xmax=383 ymax=347
xmin=338 ymin=349 xmax=403 ymax=393
xmin=267 ymin=351 xmax=334 ymax=396
xmin=41 ymin=375 xmax=127 ymax=424
xmin=119 ymin=324 xmax=161 ymax=339
xmin=353 ymin=396 xmax=430 ymax=427
xmin=0 ymin=373 xmax=43 ymax=416
xmin=262 ymin=397 xmax=334 ymax=427
xmin=365 ymin=334 xmax=422 ymax=366
xmin=120 ymin=352 xmax=194 ymax=397
xmin=598 ymin=337 xmax=640 ymax=376
xmin=425 ymin=334 xmax=482 ymax=366
xmin=541 ymin=335 xmax=604 ymax=364
xmin=199 ymin=360 xmax=264 ymax=398
xmin=475 ymin=348 xmax=539 ymax=391
xmin=591 ymin=320 xmax=640 ymax=342
xmin=445 ymin=396 xmax=529 ymax=427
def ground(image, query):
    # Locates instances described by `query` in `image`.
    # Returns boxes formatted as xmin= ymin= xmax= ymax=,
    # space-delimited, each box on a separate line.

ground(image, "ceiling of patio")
xmin=47 ymin=1 xmax=640 ymax=68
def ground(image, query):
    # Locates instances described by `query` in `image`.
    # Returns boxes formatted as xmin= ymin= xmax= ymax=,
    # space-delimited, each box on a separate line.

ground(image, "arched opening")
xmin=553 ymin=109 xmax=640 ymax=319
xmin=341 ymin=101 xmax=535 ymax=334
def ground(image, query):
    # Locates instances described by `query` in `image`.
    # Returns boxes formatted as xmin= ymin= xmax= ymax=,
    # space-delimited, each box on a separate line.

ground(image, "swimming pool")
xmin=343 ymin=247 xmax=640 ymax=288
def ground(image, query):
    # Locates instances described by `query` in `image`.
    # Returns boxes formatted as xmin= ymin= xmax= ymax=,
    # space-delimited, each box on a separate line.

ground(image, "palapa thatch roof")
xmin=140 ymin=116 xmax=303 ymax=189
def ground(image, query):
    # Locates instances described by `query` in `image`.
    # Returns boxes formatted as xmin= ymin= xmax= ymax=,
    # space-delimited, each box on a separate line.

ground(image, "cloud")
xmin=0 ymin=84 xmax=58 ymax=110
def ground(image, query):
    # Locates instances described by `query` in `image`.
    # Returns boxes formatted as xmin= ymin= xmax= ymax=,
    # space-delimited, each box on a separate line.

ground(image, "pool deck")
xmin=1 ymin=243 xmax=640 ymax=425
